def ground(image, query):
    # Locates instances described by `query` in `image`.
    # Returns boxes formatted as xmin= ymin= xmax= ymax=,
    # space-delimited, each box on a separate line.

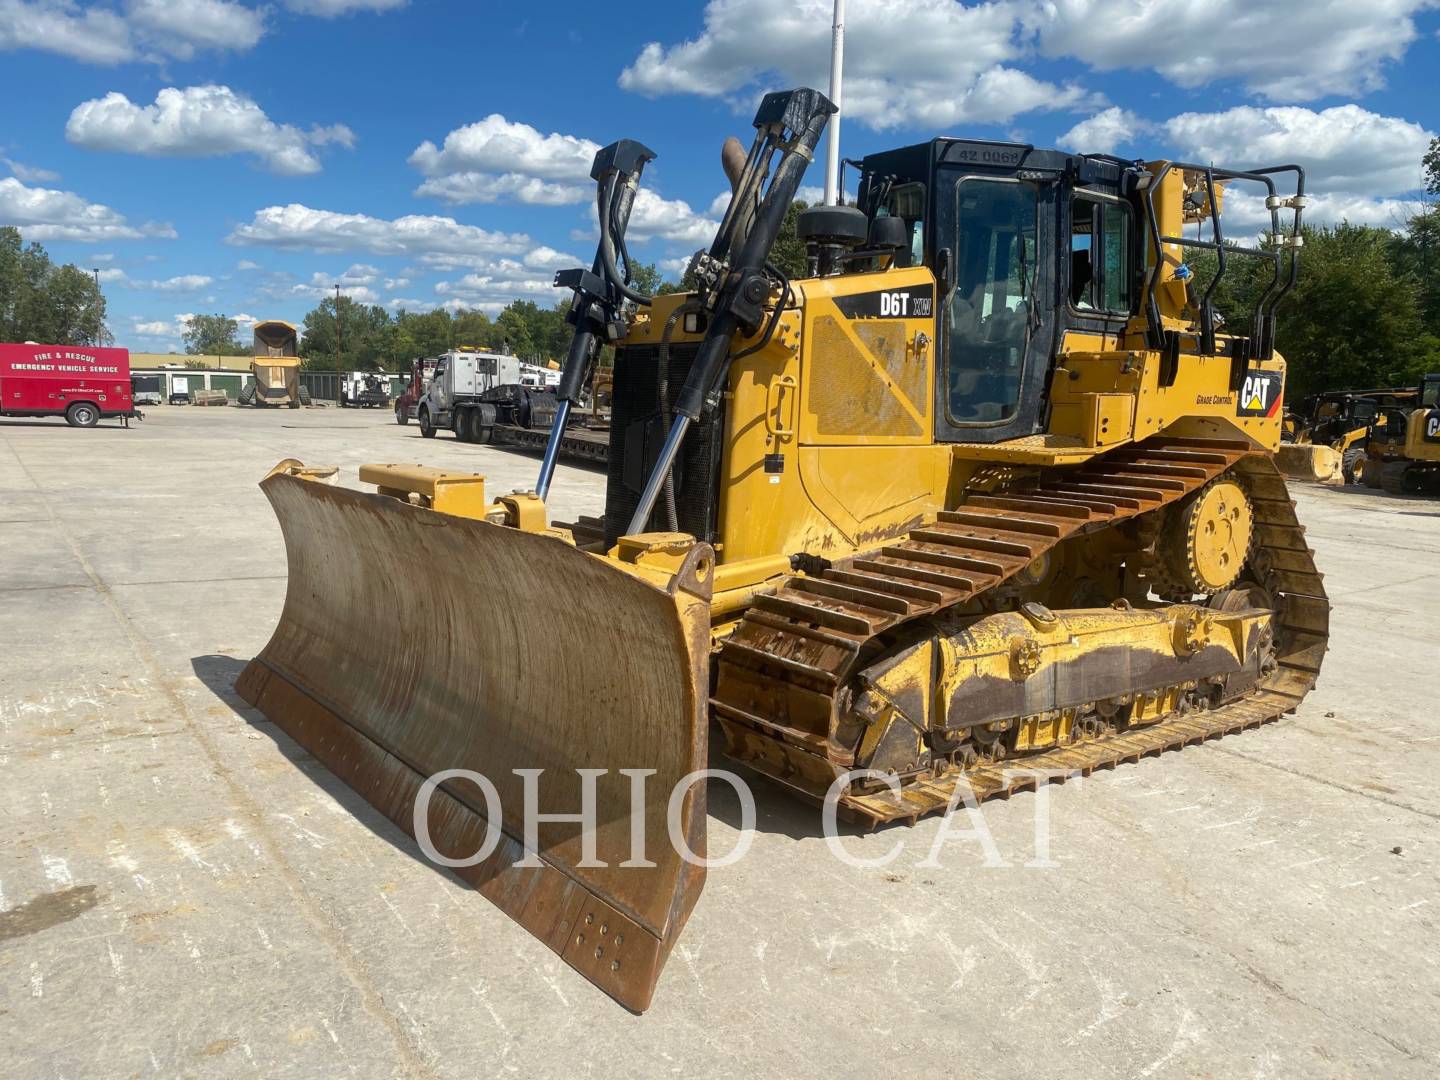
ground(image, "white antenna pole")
xmin=823 ymin=0 xmax=845 ymax=205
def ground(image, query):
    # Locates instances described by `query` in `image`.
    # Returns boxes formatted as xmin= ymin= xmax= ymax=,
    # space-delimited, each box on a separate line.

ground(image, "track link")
xmin=712 ymin=437 xmax=1330 ymax=824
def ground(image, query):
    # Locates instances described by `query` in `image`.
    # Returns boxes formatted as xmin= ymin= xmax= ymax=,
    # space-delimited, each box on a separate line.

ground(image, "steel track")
xmin=711 ymin=438 xmax=1330 ymax=824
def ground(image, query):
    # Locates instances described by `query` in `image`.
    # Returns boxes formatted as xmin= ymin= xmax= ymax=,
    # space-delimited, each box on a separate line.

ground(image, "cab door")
xmin=931 ymin=171 xmax=1059 ymax=444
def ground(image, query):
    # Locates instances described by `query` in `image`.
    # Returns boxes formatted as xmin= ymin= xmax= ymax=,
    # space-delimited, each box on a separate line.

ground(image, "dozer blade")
xmin=235 ymin=465 xmax=712 ymax=1012
xmin=1276 ymin=441 xmax=1342 ymax=485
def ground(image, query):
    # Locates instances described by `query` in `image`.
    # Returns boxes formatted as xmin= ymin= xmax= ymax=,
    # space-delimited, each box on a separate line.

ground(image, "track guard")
xmin=237 ymin=466 xmax=711 ymax=1012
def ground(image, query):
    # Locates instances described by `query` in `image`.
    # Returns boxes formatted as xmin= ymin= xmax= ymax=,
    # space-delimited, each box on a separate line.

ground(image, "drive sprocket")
xmin=1153 ymin=474 xmax=1254 ymax=597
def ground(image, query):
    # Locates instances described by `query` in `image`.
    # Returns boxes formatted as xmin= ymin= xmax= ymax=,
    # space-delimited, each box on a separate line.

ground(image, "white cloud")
xmin=1220 ymin=190 xmax=1421 ymax=232
xmin=620 ymin=0 xmax=1092 ymax=128
xmin=626 ymin=189 xmax=718 ymax=246
xmin=415 ymin=172 xmax=589 ymax=206
xmin=1165 ymin=105 xmax=1432 ymax=197
xmin=150 ymin=274 xmax=213 ymax=291
xmin=1033 ymin=0 xmax=1431 ymax=101
xmin=284 ymin=0 xmax=406 ymax=14
xmin=0 ymin=0 xmax=264 ymax=65
xmin=131 ymin=310 xmax=257 ymax=345
xmin=1 ymin=156 xmax=61 ymax=183
xmin=235 ymin=259 xmax=260 ymax=271
xmin=622 ymin=1 xmax=1433 ymax=121
xmin=228 ymin=203 xmax=531 ymax=258
xmin=409 ymin=114 xmax=598 ymax=206
xmin=1059 ymin=107 xmax=1148 ymax=153
xmin=411 ymin=114 xmax=597 ymax=181
xmin=432 ymin=249 xmax=584 ymax=313
xmin=66 ymin=85 xmax=354 ymax=175
xmin=125 ymin=0 xmax=264 ymax=59
xmin=384 ymin=275 xmax=410 ymax=289
xmin=0 ymin=1 xmax=137 ymax=63
xmin=101 ymin=270 xmax=221 ymax=291
xmin=0 ymin=176 xmax=175 ymax=241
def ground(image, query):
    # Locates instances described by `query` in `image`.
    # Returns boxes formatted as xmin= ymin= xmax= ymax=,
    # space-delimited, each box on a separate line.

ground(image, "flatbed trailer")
xmin=490 ymin=418 xmax=610 ymax=464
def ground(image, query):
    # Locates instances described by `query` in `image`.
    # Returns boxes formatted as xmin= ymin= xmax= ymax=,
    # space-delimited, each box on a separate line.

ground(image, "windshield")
xmin=1423 ymin=376 xmax=1440 ymax=409
xmin=946 ymin=178 xmax=1038 ymax=423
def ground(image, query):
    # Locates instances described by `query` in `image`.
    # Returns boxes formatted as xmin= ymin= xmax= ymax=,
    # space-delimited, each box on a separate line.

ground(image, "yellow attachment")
xmin=359 ymin=463 xmax=491 ymax=520
xmin=1276 ymin=442 xmax=1343 ymax=485
xmin=236 ymin=463 xmax=713 ymax=1013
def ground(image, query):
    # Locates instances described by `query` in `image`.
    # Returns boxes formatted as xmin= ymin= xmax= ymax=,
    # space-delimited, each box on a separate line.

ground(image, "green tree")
xmin=1424 ymin=136 xmax=1440 ymax=196
xmin=769 ymin=199 xmax=811 ymax=279
xmin=1199 ymin=224 xmax=1432 ymax=397
xmin=453 ymin=309 xmax=496 ymax=349
xmin=626 ymin=260 xmax=666 ymax=296
xmin=0 ymin=226 xmax=109 ymax=345
xmin=183 ymin=314 xmax=246 ymax=355
xmin=496 ymin=300 xmax=538 ymax=357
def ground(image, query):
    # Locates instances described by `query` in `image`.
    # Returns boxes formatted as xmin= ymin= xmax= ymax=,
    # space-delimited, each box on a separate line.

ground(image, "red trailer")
xmin=0 ymin=343 xmax=136 ymax=427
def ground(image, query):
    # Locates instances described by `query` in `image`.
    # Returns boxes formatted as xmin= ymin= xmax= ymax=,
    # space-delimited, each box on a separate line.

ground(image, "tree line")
xmin=0 ymin=227 xmax=109 ymax=347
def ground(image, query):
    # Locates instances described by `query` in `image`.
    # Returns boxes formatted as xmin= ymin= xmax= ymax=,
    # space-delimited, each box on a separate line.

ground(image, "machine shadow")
xmin=190 ymin=653 xmax=469 ymax=877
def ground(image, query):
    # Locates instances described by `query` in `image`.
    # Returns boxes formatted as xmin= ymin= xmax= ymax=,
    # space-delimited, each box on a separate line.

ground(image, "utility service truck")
xmin=0 ymin=342 xmax=137 ymax=427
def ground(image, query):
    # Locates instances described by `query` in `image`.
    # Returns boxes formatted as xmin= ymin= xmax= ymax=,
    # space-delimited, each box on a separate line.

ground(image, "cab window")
xmin=946 ymin=177 xmax=1037 ymax=424
xmin=1070 ymin=194 xmax=1135 ymax=315
xmin=878 ymin=182 xmax=926 ymax=267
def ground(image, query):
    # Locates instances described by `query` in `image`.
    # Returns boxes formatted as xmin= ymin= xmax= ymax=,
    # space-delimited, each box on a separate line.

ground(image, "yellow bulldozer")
xmin=237 ymin=320 xmax=311 ymax=407
xmin=236 ymin=90 xmax=1325 ymax=1012
xmin=1359 ymin=373 xmax=1440 ymax=494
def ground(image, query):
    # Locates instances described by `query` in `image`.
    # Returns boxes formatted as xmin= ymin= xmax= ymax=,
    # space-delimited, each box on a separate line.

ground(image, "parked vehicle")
xmin=169 ymin=374 xmax=191 ymax=405
xmin=416 ymin=351 xmax=559 ymax=439
xmin=393 ymin=357 xmax=438 ymax=425
xmin=1 ymin=342 xmax=137 ymax=427
xmin=237 ymin=322 xmax=310 ymax=407
xmin=131 ymin=374 xmax=163 ymax=406
xmin=1361 ymin=373 xmax=1440 ymax=494
xmin=340 ymin=371 xmax=390 ymax=408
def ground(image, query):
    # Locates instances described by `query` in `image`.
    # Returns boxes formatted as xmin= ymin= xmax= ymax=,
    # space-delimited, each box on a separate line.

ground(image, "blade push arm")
xmin=536 ymin=139 xmax=656 ymax=500
xmin=626 ymin=88 xmax=835 ymax=536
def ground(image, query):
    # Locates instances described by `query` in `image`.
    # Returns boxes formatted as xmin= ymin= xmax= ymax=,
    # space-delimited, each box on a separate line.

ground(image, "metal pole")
xmin=91 ymin=268 xmax=101 ymax=345
xmin=334 ymin=284 xmax=342 ymax=404
xmin=823 ymin=0 xmax=845 ymax=206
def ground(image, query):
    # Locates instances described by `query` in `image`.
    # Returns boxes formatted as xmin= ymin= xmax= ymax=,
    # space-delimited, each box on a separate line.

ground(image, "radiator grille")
xmin=604 ymin=342 xmax=723 ymax=545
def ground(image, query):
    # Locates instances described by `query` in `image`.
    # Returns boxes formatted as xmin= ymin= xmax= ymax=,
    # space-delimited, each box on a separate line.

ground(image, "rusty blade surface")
xmin=236 ymin=469 xmax=710 ymax=1012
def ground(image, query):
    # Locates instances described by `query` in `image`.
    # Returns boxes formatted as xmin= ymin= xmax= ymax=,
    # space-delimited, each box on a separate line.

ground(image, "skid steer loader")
xmin=237 ymin=89 xmax=1326 ymax=1012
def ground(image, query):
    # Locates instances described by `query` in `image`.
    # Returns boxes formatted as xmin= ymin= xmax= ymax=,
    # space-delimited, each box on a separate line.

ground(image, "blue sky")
xmin=2 ymin=0 xmax=1437 ymax=353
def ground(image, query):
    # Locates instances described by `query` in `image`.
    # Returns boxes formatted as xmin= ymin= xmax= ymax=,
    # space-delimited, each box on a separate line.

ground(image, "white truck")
xmin=417 ymin=351 xmax=558 ymax=441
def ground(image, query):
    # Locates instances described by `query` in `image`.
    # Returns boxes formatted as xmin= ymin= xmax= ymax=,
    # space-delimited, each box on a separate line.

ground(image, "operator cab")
xmin=850 ymin=139 xmax=1301 ymax=444
xmin=1423 ymin=373 xmax=1440 ymax=410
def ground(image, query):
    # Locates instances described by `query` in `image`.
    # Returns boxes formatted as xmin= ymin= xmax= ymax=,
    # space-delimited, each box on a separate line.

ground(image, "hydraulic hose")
xmin=656 ymin=300 xmax=702 ymax=532
xmin=599 ymin=174 xmax=652 ymax=308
